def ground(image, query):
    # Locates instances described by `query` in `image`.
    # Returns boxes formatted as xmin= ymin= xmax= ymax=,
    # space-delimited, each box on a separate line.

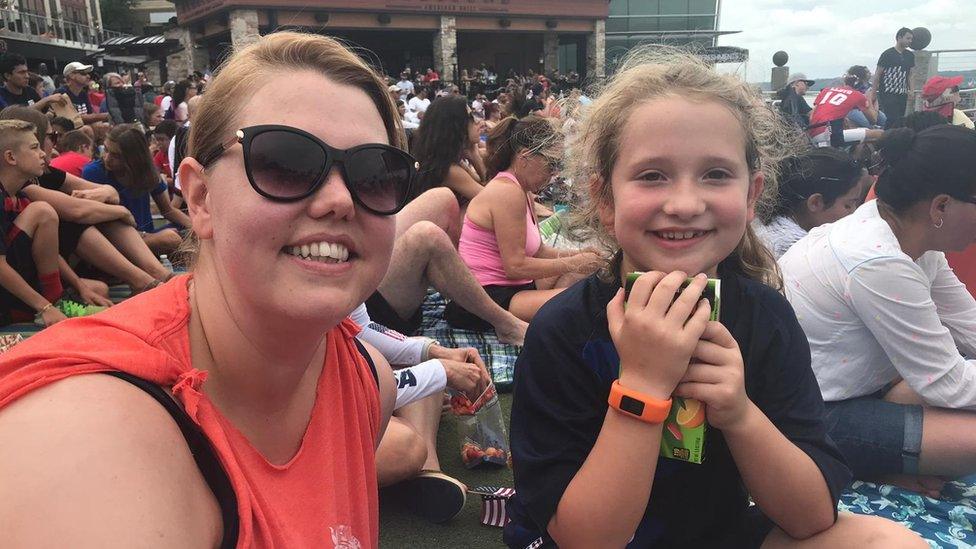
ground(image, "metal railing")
xmin=0 ymin=9 xmax=130 ymax=47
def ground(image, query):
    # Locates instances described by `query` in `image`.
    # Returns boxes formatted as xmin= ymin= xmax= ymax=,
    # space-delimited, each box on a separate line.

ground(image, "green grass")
xmin=379 ymin=393 xmax=514 ymax=549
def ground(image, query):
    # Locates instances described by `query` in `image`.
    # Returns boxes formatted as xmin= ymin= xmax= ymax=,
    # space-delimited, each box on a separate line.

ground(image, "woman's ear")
xmin=180 ymin=158 xmax=213 ymax=239
xmin=930 ymin=194 xmax=951 ymax=225
xmin=746 ymin=171 xmax=765 ymax=221
xmin=806 ymin=193 xmax=826 ymax=212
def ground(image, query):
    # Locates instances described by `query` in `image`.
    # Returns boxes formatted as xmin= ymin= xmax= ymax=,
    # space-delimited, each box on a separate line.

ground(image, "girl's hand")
xmin=674 ymin=321 xmax=750 ymax=431
xmin=39 ymin=306 xmax=67 ymax=326
xmin=607 ymin=271 xmax=711 ymax=399
xmin=78 ymin=286 xmax=113 ymax=308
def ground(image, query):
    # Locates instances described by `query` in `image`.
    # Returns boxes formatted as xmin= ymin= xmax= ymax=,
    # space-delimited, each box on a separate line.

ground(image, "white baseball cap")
xmin=62 ymin=61 xmax=94 ymax=76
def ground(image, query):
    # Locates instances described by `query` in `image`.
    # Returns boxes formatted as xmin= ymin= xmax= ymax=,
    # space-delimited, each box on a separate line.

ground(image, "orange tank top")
xmin=0 ymin=276 xmax=381 ymax=548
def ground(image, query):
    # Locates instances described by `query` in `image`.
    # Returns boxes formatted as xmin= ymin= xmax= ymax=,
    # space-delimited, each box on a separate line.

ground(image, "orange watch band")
xmin=608 ymin=380 xmax=672 ymax=424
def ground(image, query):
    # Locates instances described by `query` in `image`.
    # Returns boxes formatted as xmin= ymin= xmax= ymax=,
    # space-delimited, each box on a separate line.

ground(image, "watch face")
xmin=619 ymin=394 xmax=646 ymax=417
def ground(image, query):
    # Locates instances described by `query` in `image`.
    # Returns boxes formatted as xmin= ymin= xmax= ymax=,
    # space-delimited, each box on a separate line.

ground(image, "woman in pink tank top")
xmin=0 ymin=33 xmax=402 ymax=547
xmin=449 ymin=116 xmax=603 ymax=328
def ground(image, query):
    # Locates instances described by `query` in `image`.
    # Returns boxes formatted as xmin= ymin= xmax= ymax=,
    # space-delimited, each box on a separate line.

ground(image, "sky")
xmin=715 ymin=0 xmax=976 ymax=83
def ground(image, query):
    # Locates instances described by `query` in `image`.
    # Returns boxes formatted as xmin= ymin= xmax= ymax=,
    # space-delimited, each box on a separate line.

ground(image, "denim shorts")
xmin=823 ymin=394 xmax=923 ymax=477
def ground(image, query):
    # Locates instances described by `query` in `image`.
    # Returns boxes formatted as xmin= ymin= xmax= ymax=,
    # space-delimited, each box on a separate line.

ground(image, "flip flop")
xmin=390 ymin=470 xmax=467 ymax=524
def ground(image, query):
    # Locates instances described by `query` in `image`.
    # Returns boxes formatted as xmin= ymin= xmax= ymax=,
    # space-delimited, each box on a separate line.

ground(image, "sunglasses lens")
xmin=249 ymin=131 xmax=326 ymax=199
xmin=345 ymin=147 xmax=413 ymax=214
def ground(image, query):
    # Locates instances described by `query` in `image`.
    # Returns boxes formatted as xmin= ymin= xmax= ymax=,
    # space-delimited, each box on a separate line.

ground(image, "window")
xmin=689 ymin=0 xmax=716 ymax=15
xmin=659 ymin=0 xmax=688 ymax=16
xmin=628 ymin=0 xmax=661 ymax=15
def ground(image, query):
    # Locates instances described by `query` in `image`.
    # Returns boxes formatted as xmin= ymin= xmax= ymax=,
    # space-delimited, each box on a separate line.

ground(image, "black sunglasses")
xmin=199 ymin=125 xmax=417 ymax=215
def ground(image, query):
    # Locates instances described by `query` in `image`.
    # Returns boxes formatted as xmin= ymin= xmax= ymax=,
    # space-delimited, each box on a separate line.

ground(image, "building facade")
xmin=606 ymin=0 xmax=741 ymax=72
xmin=168 ymin=0 xmax=609 ymax=82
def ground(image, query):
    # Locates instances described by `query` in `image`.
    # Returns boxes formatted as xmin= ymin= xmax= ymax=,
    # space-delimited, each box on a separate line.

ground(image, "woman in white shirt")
xmin=753 ymin=147 xmax=870 ymax=258
xmin=780 ymin=125 xmax=976 ymax=495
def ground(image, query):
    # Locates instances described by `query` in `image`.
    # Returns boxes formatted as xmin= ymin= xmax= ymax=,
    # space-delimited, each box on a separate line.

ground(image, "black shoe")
xmin=391 ymin=471 xmax=467 ymax=524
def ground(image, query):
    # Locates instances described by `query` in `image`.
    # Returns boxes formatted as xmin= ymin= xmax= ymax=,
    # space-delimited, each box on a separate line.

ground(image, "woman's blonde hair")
xmin=570 ymin=46 xmax=802 ymax=290
xmin=189 ymin=31 xmax=405 ymax=164
xmin=178 ymin=31 xmax=405 ymax=264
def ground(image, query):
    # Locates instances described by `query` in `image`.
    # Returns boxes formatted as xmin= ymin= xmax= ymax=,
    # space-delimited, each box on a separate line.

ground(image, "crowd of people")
xmin=0 ymin=23 xmax=973 ymax=548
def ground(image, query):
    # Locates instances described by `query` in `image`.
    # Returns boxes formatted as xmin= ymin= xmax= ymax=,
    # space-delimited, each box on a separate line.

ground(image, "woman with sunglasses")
xmin=753 ymin=147 xmax=870 ymax=259
xmin=0 ymin=32 xmax=405 ymax=547
xmin=446 ymin=115 xmax=603 ymax=328
xmin=780 ymin=125 xmax=976 ymax=497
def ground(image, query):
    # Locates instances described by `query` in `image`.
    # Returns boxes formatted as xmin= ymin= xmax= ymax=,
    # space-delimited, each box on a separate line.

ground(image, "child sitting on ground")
xmin=0 ymin=120 xmax=106 ymax=326
xmin=505 ymin=48 xmax=924 ymax=548
xmin=49 ymin=129 xmax=94 ymax=177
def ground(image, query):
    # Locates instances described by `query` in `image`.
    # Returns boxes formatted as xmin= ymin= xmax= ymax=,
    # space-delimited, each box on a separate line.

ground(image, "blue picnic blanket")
xmin=418 ymin=290 xmax=520 ymax=391
xmin=842 ymin=477 xmax=976 ymax=548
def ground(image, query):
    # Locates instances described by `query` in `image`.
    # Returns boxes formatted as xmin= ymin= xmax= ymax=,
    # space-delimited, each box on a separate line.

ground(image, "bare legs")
xmin=378 ymin=221 xmax=527 ymax=345
xmin=871 ymin=381 xmax=976 ymax=497
xmin=97 ymin=221 xmax=172 ymax=280
xmin=395 ymin=187 xmax=462 ymax=245
xmin=761 ymin=513 xmax=925 ymax=548
xmin=74 ymin=227 xmax=156 ymax=291
xmin=142 ymin=228 xmax=182 ymax=256
xmin=508 ymin=270 xmax=591 ymax=323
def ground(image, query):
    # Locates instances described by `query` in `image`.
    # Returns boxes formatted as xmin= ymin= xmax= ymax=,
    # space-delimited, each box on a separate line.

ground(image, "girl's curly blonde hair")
xmin=569 ymin=45 xmax=805 ymax=290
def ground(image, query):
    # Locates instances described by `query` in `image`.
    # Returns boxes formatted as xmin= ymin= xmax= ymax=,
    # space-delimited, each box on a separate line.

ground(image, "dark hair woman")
xmin=81 ymin=124 xmax=190 ymax=254
xmin=754 ymin=147 xmax=870 ymax=258
xmin=170 ymin=79 xmax=197 ymax=123
xmin=780 ymin=124 xmax=976 ymax=488
xmin=411 ymin=94 xmax=486 ymax=203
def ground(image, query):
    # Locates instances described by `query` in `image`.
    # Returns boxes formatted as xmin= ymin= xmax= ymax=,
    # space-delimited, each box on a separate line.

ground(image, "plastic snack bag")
xmin=450 ymin=383 xmax=510 ymax=469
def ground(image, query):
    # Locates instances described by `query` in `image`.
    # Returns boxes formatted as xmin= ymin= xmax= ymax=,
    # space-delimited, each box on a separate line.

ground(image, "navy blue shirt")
xmin=55 ymin=86 xmax=93 ymax=115
xmin=505 ymin=262 xmax=850 ymax=548
xmin=82 ymin=159 xmax=166 ymax=233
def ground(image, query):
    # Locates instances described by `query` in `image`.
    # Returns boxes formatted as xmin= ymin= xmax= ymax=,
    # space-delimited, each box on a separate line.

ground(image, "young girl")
xmin=82 ymin=123 xmax=190 ymax=254
xmin=754 ymin=147 xmax=870 ymax=258
xmin=781 ymin=125 xmax=976 ymax=497
xmin=0 ymin=32 xmax=402 ymax=546
xmin=505 ymin=49 xmax=923 ymax=548
xmin=445 ymin=115 xmax=602 ymax=328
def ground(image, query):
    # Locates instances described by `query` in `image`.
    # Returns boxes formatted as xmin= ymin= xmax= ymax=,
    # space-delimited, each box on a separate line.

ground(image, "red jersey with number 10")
xmin=809 ymin=86 xmax=868 ymax=136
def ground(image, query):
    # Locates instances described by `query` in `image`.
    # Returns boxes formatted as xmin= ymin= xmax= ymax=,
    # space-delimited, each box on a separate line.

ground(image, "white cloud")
xmin=716 ymin=0 xmax=976 ymax=83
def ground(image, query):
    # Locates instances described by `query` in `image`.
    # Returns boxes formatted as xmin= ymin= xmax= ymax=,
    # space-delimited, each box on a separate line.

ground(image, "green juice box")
xmin=624 ymin=273 xmax=721 ymax=464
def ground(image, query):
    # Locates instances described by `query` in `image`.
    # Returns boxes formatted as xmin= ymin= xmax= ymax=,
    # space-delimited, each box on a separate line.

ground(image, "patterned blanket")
xmin=841 ymin=477 xmax=976 ymax=548
xmin=418 ymin=291 xmax=520 ymax=391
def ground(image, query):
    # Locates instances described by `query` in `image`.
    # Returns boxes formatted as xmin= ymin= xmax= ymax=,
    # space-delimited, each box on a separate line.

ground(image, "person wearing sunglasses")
xmin=780 ymin=125 xmax=976 ymax=497
xmin=753 ymin=147 xmax=870 ymax=259
xmin=446 ymin=115 xmax=604 ymax=329
xmin=0 ymin=32 xmax=404 ymax=547
xmin=55 ymin=62 xmax=110 ymax=125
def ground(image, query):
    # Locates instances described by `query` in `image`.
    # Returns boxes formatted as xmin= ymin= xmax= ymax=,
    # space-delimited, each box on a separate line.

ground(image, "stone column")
xmin=585 ymin=19 xmax=605 ymax=82
xmin=90 ymin=0 xmax=102 ymax=32
xmin=143 ymin=59 xmax=161 ymax=86
xmin=771 ymin=66 xmax=789 ymax=91
xmin=543 ymin=32 xmax=559 ymax=76
xmin=229 ymin=9 xmax=260 ymax=49
xmin=910 ymin=50 xmax=935 ymax=113
xmin=433 ymin=16 xmax=456 ymax=84
xmin=165 ymin=26 xmax=208 ymax=80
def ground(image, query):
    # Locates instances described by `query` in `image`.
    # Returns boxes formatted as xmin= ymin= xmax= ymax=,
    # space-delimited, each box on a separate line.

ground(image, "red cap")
xmin=922 ymin=75 xmax=964 ymax=100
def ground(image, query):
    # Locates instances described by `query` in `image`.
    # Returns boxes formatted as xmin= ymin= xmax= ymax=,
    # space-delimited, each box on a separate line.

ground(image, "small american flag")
xmin=367 ymin=322 xmax=408 ymax=341
xmin=470 ymin=486 xmax=515 ymax=528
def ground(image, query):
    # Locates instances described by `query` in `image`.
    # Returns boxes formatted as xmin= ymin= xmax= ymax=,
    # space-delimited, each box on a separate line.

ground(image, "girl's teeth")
xmin=301 ymin=244 xmax=311 ymax=257
xmin=309 ymin=242 xmax=319 ymax=256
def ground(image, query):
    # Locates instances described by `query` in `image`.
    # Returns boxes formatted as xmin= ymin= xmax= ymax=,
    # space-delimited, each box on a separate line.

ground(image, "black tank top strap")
xmin=353 ymin=338 xmax=380 ymax=387
xmin=102 ymin=370 xmax=239 ymax=549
